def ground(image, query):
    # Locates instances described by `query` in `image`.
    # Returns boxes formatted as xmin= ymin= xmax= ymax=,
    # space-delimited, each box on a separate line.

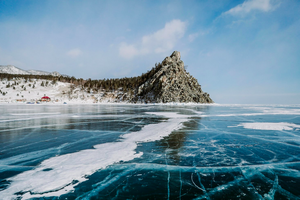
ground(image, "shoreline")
xmin=0 ymin=101 xmax=299 ymax=107
xmin=0 ymin=101 xmax=218 ymax=106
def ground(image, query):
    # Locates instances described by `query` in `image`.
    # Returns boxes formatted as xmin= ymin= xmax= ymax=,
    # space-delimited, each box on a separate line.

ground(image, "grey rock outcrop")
xmin=134 ymin=51 xmax=213 ymax=103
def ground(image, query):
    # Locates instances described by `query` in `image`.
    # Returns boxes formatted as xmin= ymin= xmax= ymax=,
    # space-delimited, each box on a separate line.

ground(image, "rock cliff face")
xmin=134 ymin=51 xmax=213 ymax=103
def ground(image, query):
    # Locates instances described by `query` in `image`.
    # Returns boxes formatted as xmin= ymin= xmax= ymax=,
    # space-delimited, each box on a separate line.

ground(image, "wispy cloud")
xmin=188 ymin=33 xmax=199 ymax=42
xmin=224 ymin=0 xmax=275 ymax=16
xmin=119 ymin=19 xmax=187 ymax=59
xmin=188 ymin=30 xmax=210 ymax=42
xmin=67 ymin=48 xmax=82 ymax=57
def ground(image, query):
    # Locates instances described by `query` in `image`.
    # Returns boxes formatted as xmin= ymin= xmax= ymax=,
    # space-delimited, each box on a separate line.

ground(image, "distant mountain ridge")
xmin=0 ymin=65 xmax=62 ymax=76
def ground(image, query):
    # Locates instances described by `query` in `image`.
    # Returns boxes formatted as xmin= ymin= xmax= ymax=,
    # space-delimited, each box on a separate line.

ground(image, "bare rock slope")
xmin=134 ymin=51 xmax=213 ymax=103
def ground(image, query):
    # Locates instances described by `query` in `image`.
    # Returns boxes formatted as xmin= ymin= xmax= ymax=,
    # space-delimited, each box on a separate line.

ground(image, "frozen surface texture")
xmin=0 ymin=104 xmax=300 ymax=199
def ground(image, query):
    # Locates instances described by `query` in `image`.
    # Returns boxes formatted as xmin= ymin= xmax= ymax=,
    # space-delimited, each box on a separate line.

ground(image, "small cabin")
xmin=41 ymin=96 xmax=51 ymax=102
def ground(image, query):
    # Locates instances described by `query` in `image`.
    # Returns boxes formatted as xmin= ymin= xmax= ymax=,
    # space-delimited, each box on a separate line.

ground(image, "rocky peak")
xmin=134 ymin=51 xmax=213 ymax=103
xmin=162 ymin=51 xmax=184 ymax=70
xmin=170 ymin=51 xmax=181 ymax=61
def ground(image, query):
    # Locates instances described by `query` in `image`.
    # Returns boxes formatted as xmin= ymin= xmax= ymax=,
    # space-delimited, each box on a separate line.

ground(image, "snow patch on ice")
xmin=231 ymin=122 xmax=300 ymax=131
xmin=0 ymin=112 xmax=190 ymax=199
xmin=123 ymin=112 xmax=189 ymax=143
xmin=197 ymin=106 xmax=300 ymax=117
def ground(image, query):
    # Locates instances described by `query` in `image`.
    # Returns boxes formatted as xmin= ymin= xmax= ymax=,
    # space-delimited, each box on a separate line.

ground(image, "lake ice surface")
xmin=0 ymin=104 xmax=300 ymax=199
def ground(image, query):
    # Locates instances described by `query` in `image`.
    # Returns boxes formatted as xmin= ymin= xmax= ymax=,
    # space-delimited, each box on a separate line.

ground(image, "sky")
xmin=0 ymin=0 xmax=299 ymax=104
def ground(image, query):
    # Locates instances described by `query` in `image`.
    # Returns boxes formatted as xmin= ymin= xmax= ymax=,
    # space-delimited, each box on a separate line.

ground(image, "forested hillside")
xmin=0 ymin=51 xmax=213 ymax=103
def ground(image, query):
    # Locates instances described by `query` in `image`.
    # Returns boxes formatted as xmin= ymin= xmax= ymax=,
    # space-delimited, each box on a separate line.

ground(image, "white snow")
xmin=196 ymin=106 xmax=300 ymax=117
xmin=232 ymin=122 xmax=300 ymax=131
xmin=0 ymin=65 xmax=62 ymax=76
xmin=0 ymin=65 xmax=30 ymax=75
xmin=0 ymin=112 xmax=191 ymax=199
xmin=0 ymin=77 xmax=129 ymax=104
xmin=0 ymin=77 xmax=217 ymax=105
xmin=0 ymin=78 xmax=76 ymax=103
xmin=122 ymin=112 xmax=189 ymax=143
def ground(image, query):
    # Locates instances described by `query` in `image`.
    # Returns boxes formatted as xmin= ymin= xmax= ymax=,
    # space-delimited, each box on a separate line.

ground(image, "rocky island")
xmin=135 ymin=51 xmax=213 ymax=103
xmin=0 ymin=51 xmax=213 ymax=104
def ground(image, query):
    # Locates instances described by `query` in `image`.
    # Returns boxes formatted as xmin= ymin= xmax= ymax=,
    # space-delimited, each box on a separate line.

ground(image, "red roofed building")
xmin=41 ymin=96 xmax=51 ymax=102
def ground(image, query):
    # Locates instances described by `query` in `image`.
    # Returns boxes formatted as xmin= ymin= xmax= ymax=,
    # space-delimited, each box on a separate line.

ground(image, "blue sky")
xmin=0 ymin=0 xmax=299 ymax=104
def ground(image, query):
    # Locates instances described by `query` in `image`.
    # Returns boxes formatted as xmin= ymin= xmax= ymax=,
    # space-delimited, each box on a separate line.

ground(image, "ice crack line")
xmin=0 ymin=112 xmax=191 ymax=199
xmin=191 ymin=173 xmax=204 ymax=192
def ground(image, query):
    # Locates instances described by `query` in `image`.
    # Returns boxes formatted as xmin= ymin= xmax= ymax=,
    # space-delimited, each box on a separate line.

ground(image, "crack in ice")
xmin=0 ymin=112 xmax=190 ymax=199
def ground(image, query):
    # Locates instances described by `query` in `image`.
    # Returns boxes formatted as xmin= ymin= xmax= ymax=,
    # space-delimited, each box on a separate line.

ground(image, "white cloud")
xmin=188 ymin=33 xmax=199 ymax=42
xmin=67 ymin=48 xmax=82 ymax=57
xmin=225 ymin=0 xmax=274 ymax=16
xmin=119 ymin=43 xmax=139 ymax=59
xmin=188 ymin=30 xmax=210 ymax=42
xmin=119 ymin=19 xmax=187 ymax=59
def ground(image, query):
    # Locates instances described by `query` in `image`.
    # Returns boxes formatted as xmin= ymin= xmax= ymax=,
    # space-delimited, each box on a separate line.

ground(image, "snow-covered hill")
xmin=0 ymin=77 xmax=121 ymax=104
xmin=0 ymin=78 xmax=72 ymax=103
xmin=0 ymin=65 xmax=30 ymax=75
xmin=0 ymin=65 xmax=62 ymax=76
xmin=0 ymin=51 xmax=213 ymax=104
xmin=27 ymin=70 xmax=62 ymax=76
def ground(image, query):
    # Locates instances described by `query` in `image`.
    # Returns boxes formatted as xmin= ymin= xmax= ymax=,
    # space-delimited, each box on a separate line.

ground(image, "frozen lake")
xmin=0 ymin=104 xmax=300 ymax=199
